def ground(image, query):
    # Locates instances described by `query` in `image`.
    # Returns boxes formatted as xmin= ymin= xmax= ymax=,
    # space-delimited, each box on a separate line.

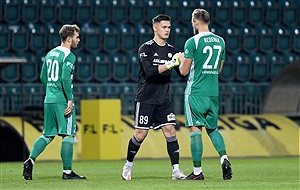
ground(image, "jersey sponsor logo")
xmin=153 ymin=59 xmax=170 ymax=64
xmin=140 ymin=52 xmax=147 ymax=58
xmin=168 ymin=53 xmax=172 ymax=58
xmin=154 ymin=53 xmax=159 ymax=57
xmin=202 ymin=70 xmax=219 ymax=75
xmin=167 ymin=113 xmax=176 ymax=121
xmin=66 ymin=61 xmax=72 ymax=67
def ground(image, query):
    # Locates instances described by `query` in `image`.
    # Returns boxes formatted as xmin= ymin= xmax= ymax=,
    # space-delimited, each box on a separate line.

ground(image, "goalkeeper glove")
xmin=165 ymin=53 xmax=181 ymax=70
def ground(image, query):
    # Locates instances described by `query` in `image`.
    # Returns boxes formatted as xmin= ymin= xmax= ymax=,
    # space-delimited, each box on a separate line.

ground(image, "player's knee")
xmin=42 ymin=135 xmax=55 ymax=144
xmin=206 ymin=128 xmax=217 ymax=136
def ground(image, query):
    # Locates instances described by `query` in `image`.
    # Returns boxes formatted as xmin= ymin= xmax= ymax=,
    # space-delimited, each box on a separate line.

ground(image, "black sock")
xmin=126 ymin=136 xmax=141 ymax=162
xmin=166 ymin=136 xmax=179 ymax=166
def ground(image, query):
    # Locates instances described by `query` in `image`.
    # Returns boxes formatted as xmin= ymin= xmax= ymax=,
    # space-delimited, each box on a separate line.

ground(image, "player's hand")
xmin=166 ymin=53 xmax=181 ymax=70
xmin=64 ymin=100 xmax=73 ymax=116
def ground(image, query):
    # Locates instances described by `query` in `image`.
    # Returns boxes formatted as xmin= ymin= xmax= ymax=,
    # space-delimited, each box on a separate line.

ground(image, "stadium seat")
xmin=162 ymin=0 xmax=180 ymax=24
xmin=75 ymin=53 xmax=92 ymax=82
xmin=263 ymin=0 xmax=281 ymax=26
xmin=93 ymin=0 xmax=110 ymax=24
xmin=119 ymin=24 xmax=137 ymax=53
xmin=0 ymin=24 xmax=10 ymax=53
xmin=273 ymin=25 xmax=291 ymax=53
xmin=21 ymin=1 xmax=39 ymax=23
xmin=101 ymin=24 xmax=120 ymax=53
xmin=35 ymin=52 xmax=46 ymax=74
xmin=84 ymin=24 xmax=102 ymax=53
xmin=111 ymin=0 xmax=128 ymax=24
xmin=281 ymin=0 xmax=298 ymax=26
xmin=110 ymin=53 xmax=129 ymax=82
xmin=230 ymin=0 xmax=247 ymax=26
xmin=246 ymin=0 xmax=264 ymax=26
xmin=290 ymin=25 xmax=300 ymax=54
xmin=194 ymin=0 xmax=214 ymax=24
xmin=46 ymin=23 xmax=61 ymax=50
xmin=250 ymin=53 xmax=269 ymax=82
xmin=39 ymin=1 xmax=57 ymax=24
xmin=222 ymin=25 xmax=241 ymax=53
xmin=283 ymin=52 xmax=299 ymax=64
xmin=233 ymin=53 xmax=252 ymax=82
xmin=0 ymin=1 xmax=3 ymax=22
xmin=28 ymin=23 xmax=47 ymax=52
xmin=16 ymin=52 xmax=38 ymax=83
xmin=3 ymin=0 xmax=20 ymax=23
xmin=128 ymin=0 xmax=145 ymax=24
xmin=9 ymin=24 xmax=29 ymax=52
xmin=266 ymin=52 xmax=284 ymax=79
xmin=1 ymin=53 xmax=20 ymax=83
xmin=135 ymin=24 xmax=153 ymax=45
xmin=57 ymin=1 xmax=75 ymax=24
xmin=256 ymin=25 xmax=275 ymax=53
xmin=209 ymin=24 xmax=221 ymax=35
xmin=219 ymin=55 xmax=235 ymax=82
xmin=145 ymin=0 xmax=161 ymax=24
xmin=180 ymin=0 xmax=195 ymax=26
xmin=213 ymin=0 xmax=230 ymax=26
xmin=76 ymin=0 xmax=92 ymax=24
xmin=240 ymin=25 xmax=258 ymax=53
xmin=127 ymin=52 xmax=139 ymax=82
xmin=92 ymin=53 xmax=111 ymax=82
xmin=171 ymin=23 xmax=189 ymax=51
xmin=80 ymin=83 xmax=101 ymax=99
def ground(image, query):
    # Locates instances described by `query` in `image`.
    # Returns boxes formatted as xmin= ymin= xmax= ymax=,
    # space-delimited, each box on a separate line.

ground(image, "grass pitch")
xmin=1 ymin=157 xmax=299 ymax=190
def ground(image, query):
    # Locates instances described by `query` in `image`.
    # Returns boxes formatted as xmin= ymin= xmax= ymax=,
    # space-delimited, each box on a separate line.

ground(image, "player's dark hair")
xmin=152 ymin=14 xmax=171 ymax=25
xmin=59 ymin=24 xmax=80 ymax=42
xmin=192 ymin=9 xmax=210 ymax=24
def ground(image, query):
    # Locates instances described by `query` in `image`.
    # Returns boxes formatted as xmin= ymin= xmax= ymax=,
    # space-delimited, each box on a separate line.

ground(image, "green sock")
xmin=61 ymin=136 xmax=74 ymax=170
xmin=190 ymin=132 xmax=203 ymax=167
xmin=29 ymin=135 xmax=53 ymax=161
xmin=208 ymin=129 xmax=226 ymax=157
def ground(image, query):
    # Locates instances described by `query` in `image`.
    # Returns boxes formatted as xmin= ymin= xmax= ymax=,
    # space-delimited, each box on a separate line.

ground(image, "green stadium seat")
xmin=194 ymin=0 xmax=213 ymax=24
xmin=257 ymin=25 xmax=274 ymax=53
xmin=264 ymin=0 xmax=281 ymax=26
xmin=234 ymin=53 xmax=252 ymax=82
xmin=213 ymin=0 xmax=230 ymax=26
xmin=111 ymin=0 xmax=128 ymax=24
xmin=180 ymin=0 xmax=196 ymax=26
xmin=57 ymin=1 xmax=75 ymax=24
xmin=93 ymin=0 xmax=110 ymax=24
xmin=75 ymin=53 xmax=92 ymax=82
xmin=246 ymin=0 xmax=263 ymax=26
xmin=266 ymin=53 xmax=284 ymax=79
xmin=101 ymin=24 xmax=120 ymax=53
xmin=84 ymin=24 xmax=102 ymax=53
xmin=283 ymin=52 xmax=299 ymax=64
xmin=273 ymin=25 xmax=291 ymax=53
xmin=46 ymin=23 xmax=61 ymax=50
xmin=128 ymin=0 xmax=145 ymax=24
xmin=222 ymin=25 xmax=241 ymax=53
xmin=250 ymin=53 xmax=269 ymax=82
xmin=290 ymin=25 xmax=300 ymax=54
xmin=21 ymin=1 xmax=39 ymax=23
xmin=110 ymin=53 xmax=129 ymax=82
xmin=230 ymin=0 xmax=247 ymax=26
xmin=135 ymin=24 xmax=153 ymax=45
xmin=28 ymin=23 xmax=47 ymax=52
xmin=9 ymin=24 xmax=29 ymax=52
xmin=145 ymin=0 xmax=161 ymax=24
xmin=0 ymin=1 xmax=3 ymax=22
xmin=127 ymin=52 xmax=139 ymax=82
xmin=1 ymin=53 xmax=21 ymax=83
xmin=240 ymin=25 xmax=258 ymax=53
xmin=76 ymin=0 xmax=92 ymax=24
xmin=281 ymin=0 xmax=298 ymax=26
xmin=0 ymin=24 xmax=10 ymax=53
xmin=119 ymin=24 xmax=137 ymax=53
xmin=40 ymin=1 xmax=57 ymax=23
xmin=3 ymin=0 xmax=20 ymax=23
xmin=219 ymin=55 xmax=235 ymax=82
xmin=16 ymin=52 xmax=38 ymax=83
xmin=162 ymin=0 xmax=180 ymax=24
xmin=92 ymin=53 xmax=111 ymax=82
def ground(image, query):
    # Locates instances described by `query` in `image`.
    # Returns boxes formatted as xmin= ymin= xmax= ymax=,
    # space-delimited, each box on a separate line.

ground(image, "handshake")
xmin=166 ymin=53 xmax=182 ymax=70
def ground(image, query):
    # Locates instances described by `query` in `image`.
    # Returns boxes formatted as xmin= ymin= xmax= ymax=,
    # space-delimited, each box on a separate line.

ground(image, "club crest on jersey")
xmin=66 ymin=62 xmax=72 ymax=67
xmin=185 ymin=49 xmax=189 ymax=54
xmin=167 ymin=113 xmax=176 ymax=121
xmin=168 ymin=53 xmax=172 ymax=58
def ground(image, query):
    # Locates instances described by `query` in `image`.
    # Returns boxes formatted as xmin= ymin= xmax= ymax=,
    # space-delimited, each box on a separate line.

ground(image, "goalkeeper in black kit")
xmin=122 ymin=14 xmax=186 ymax=180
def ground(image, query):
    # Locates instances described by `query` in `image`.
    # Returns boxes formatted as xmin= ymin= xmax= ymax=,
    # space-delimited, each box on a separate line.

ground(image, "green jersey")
xmin=183 ymin=32 xmax=225 ymax=96
xmin=40 ymin=46 xmax=75 ymax=104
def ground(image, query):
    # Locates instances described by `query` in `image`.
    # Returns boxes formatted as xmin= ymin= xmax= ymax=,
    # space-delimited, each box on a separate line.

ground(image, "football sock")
xmin=220 ymin=155 xmax=229 ymax=164
xmin=172 ymin=164 xmax=179 ymax=172
xmin=61 ymin=136 xmax=74 ymax=170
xmin=29 ymin=135 xmax=54 ymax=161
xmin=190 ymin=132 xmax=203 ymax=167
xmin=166 ymin=136 xmax=179 ymax=166
xmin=126 ymin=136 xmax=141 ymax=162
xmin=193 ymin=167 xmax=202 ymax=175
xmin=207 ymin=128 xmax=226 ymax=157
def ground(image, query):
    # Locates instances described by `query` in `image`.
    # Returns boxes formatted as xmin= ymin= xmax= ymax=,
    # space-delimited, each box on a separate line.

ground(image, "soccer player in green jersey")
xmin=23 ymin=24 xmax=86 ymax=180
xmin=177 ymin=9 xmax=233 ymax=180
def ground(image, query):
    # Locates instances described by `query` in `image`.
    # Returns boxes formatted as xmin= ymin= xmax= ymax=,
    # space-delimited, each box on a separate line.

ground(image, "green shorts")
xmin=43 ymin=103 xmax=76 ymax=136
xmin=184 ymin=95 xmax=219 ymax=129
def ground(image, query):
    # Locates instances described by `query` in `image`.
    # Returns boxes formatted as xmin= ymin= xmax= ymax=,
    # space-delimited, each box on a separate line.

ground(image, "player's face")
xmin=71 ymin=31 xmax=80 ymax=49
xmin=155 ymin=21 xmax=171 ymax=40
xmin=191 ymin=16 xmax=198 ymax=35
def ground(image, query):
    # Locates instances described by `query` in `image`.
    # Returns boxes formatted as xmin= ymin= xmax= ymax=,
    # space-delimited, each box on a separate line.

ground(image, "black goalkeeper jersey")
xmin=135 ymin=39 xmax=183 ymax=105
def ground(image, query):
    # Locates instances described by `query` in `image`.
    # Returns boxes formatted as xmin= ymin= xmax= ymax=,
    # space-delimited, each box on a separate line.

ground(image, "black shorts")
xmin=133 ymin=101 xmax=176 ymax=130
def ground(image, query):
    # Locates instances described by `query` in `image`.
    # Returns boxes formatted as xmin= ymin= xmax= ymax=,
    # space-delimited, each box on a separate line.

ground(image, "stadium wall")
xmin=0 ymin=114 xmax=299 ymax=162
